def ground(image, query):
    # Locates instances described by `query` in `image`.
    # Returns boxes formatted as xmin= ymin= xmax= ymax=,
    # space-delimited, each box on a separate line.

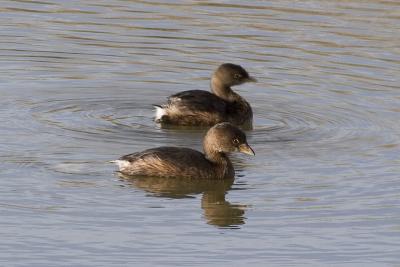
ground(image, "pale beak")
xmin=246 ymin=76 xmax=257 ymax=83
xmin=238 ymin=143 xmax=255 ymax=156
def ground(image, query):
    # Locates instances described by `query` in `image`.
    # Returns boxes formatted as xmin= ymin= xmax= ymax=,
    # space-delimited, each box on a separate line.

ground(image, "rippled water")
xmin=1 ymin=0 xmax=400 ymax=266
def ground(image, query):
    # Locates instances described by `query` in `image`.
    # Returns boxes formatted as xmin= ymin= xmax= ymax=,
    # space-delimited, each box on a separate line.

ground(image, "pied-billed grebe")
xmin=113 ymin=122 xmax=254 ymax=179
xmin=154 ymin=63 xmax=257 ymax=128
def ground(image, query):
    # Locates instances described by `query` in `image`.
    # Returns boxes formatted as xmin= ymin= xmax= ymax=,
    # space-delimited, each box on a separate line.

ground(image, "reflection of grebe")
xmin=154 ymin=63 xmax=256 ymax=128
xmin=118 ymin=173 xmax=247 ymax=228
xmin=113 ymin=123 xmax=254 ymax=179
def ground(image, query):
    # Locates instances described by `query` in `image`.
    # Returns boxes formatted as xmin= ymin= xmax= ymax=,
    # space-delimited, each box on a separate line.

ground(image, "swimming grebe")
xmin=113 ymin=122 xmax=254 ymax=179
xmin=154 ymin=63 xmax=256 ymax=129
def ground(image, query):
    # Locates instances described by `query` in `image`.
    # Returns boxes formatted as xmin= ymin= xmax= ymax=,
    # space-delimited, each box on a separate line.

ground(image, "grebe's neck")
xmin=203 ymin=147 xmax=233 ymax=179
xmin=211 ymin=74 xmax=235 ymax=102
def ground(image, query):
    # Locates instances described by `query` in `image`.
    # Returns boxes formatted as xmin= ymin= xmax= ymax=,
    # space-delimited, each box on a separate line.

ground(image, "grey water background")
xmin=1 ymin=0 xmax=400 ymax=266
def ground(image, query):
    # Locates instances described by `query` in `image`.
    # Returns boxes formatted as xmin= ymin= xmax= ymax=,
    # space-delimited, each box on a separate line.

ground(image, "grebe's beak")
xmin=238 ymin=143 xmax=255 ymax=156
xmin=246 ymin=76 xmax=257 ymax=83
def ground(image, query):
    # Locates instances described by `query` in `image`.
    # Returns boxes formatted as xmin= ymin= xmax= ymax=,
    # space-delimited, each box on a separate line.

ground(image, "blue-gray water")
xmin=1 ymin=1 xmax=400 ymax=266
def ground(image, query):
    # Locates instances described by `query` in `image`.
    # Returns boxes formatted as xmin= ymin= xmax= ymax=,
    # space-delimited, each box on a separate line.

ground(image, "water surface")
xmin=1 ymin=0 xmax=400 ymax=266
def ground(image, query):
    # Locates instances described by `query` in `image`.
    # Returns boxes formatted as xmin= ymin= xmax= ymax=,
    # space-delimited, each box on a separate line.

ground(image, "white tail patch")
xmin=112 ymin=160 xmax=131 ymax=171
xmin=154 ymin=106 xmax=166 ymax=121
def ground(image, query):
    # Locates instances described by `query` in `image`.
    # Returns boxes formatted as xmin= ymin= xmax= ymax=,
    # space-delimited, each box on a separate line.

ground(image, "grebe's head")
xmin=203 ymin=122 xmax=255 ymax=156
xmin=212 ymin=63 xmax=257 ymax=87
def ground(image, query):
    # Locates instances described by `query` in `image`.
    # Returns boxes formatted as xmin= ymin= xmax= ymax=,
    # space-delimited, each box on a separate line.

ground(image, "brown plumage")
xmin=155 ymin=63 xmax=256 ymax=129
xmin=113 ymin=122 xmax=255 ymax=179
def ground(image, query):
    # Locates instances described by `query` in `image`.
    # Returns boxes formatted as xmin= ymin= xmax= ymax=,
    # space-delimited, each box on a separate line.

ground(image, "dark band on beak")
xmin=238 ymin=143 xmax=255 ymax=156
xmin=246 ymin=76 xmax=257 ymax=83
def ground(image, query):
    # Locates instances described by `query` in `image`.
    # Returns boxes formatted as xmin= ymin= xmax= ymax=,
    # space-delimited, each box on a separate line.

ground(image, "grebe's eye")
xmin=234 ymin=73 xmax=242 ymax=79
xmin=233 ymin=138 xmax=240 ymax=145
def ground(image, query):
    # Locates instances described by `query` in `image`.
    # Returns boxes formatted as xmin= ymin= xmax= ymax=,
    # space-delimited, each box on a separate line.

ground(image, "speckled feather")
xmin=159 ymin=90 xmax=252 ymax=127
xmin=162 ymin=90 xmax=228 ymax=126
xmin=118 ymin=146 xmax=234 ymax=179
